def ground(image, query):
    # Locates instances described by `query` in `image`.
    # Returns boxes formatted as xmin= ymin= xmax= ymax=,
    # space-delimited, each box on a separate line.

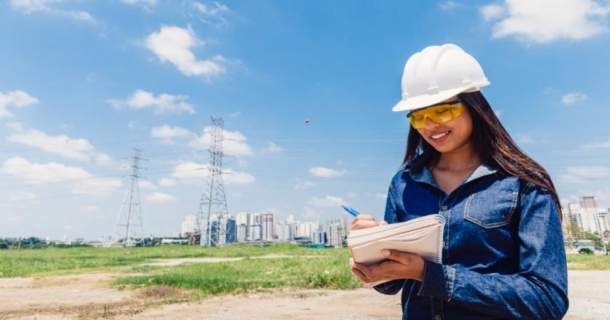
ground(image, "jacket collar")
xmin=409 ymin=163 xmax=498 ymax=187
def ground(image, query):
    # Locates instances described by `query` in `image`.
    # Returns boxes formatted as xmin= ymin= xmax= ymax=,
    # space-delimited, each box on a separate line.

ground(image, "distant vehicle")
xmin=578 ymin=247 xmax=594 ymax=255
xmin=574 ymin=239 xmax=596 ymax=254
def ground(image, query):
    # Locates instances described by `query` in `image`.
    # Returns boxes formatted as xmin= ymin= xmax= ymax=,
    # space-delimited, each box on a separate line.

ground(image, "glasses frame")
xmin=406 ymin=98 xmax=464 ymax=129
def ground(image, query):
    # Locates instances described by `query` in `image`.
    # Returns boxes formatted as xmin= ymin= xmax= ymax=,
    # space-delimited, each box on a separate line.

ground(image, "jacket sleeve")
xmin=417 ymin=183 xmax=569 ymax=319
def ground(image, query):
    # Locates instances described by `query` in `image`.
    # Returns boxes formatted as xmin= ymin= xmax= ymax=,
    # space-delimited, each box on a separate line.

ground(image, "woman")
xmin=350 ymin=44 xmax=569 ymax=319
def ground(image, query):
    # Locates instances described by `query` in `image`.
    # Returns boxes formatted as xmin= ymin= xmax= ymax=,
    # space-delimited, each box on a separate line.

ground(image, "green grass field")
xmin=1 ymin=244 xmax=608 ymax=300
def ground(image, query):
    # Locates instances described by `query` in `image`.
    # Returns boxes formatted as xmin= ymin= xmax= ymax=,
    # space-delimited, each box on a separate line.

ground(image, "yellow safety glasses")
xmin=407 ymin=99 xmax=464 ymax=129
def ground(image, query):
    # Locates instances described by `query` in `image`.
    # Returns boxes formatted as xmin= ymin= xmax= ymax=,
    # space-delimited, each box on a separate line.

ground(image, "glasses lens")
xmin=407 ymin=100 xmax=463 ymax=129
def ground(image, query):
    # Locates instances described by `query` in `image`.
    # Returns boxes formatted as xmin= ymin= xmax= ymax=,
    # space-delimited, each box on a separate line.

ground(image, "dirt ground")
xmin=0 ymin=258 xmax=609 ymax=320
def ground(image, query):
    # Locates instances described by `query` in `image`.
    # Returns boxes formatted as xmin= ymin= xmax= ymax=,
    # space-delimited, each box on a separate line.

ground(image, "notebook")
xmin=347 ymin=214 xmax=445 ymax=286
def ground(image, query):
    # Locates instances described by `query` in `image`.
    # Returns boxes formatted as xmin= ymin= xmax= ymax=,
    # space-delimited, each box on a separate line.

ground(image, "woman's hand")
xmin=349 ymin=214 xmax=387 ymax=231
xmin=350 ymin=249 xmax=426 ymax=284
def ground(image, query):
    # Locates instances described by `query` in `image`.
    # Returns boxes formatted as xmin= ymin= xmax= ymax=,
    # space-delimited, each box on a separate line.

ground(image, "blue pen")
xmin=341 ymin=205 xmax=360 ymax=217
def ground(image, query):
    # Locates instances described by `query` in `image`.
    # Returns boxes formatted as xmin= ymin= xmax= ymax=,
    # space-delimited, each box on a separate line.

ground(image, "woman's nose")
xmin=423 ymin=116 xmax=440 ymax=129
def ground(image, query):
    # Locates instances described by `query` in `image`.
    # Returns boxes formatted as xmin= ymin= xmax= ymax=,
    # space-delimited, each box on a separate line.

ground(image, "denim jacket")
xmin=375 ymin=164 xmax=569 ymax=320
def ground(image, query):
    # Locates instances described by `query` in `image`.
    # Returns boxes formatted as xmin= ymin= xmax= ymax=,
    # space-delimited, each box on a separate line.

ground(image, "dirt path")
xmin=0 ymin=268 xmax=608 ymax=320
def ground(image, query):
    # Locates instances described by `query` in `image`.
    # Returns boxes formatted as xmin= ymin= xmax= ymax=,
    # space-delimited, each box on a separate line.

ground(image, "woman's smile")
xmin=429 ymin=131 xmax=450 ymax=141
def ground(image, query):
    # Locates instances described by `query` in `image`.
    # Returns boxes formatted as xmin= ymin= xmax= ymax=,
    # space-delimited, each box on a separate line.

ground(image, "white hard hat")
xmin=392 ymin=43 xmax=490 ymax=112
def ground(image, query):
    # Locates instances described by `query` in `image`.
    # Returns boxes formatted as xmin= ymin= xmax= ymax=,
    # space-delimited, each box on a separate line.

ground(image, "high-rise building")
xmin=247 ymin=224 xmax=262 ymax=241
xmin=235 ymin=212 xmax=248 ymax=225
xmin=181 ymin=215 xmax=197 ymax=237
xmin=236 ymin=224 xmax=247 ymax=242
xmin=326 ymin=219 xmax=343 ymax=248
xmin=234 ymin=212 xmax=248 ymax=242
xmin=248 ymin=213 xmax=261 ymax=226
xmin=261 ymin=213 xmax=274 ymax=240
xmin=312 ymin=230 xmax=325 ymax=245
xmin=226 ymin=218 xmax=237 ymax=244
xmin=277 ymin=221 xmax=292 ymax=241
xmin=566 ymin=197 xmax=610 ymax=237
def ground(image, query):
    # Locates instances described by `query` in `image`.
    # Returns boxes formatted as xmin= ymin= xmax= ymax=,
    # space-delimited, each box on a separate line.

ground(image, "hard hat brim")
xmin=392 ymin=87 xmax=466 ymax=113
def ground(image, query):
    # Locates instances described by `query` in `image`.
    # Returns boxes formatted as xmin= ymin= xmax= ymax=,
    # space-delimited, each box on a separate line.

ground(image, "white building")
xmin=247 ymin=224 xmax=262 ymax=241
xmin=181 ymin=215 xmax=197 ymax=237
xmin=326 ymin=219 xmax=344 ymax=248
xmin=277 ymin=221 xmax=292 ymax=241
xmin=261 ymin=213 xmax=274 ymax=241
xmin=566 ymin=197 xmax=610 ymax=236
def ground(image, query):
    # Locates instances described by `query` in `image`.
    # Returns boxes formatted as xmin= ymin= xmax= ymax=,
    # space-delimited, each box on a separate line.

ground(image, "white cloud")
xmin=145 ymin=25 xmax=226 ymax=78
xmin=9 ymin=0 xmax=62 ymax=13
xmin=220 ymin=168 xmax=255 ymax=185
xmin=309 ymin=167 xmax=347 ymax=178
xmin=566 ymin=166 xmax=610 ymax=178
xmin=9 ymin=0 xmax=94 ymax=21
xmin=189 ymin=126 xmax=252 ymax=157
xmin=559 ymin=165 xmax=610 ymax=184
xmin=2 ymin=157 xmax=90 ymax=184
xmin=193 ymin=1 xmax=229 ymax=16
xmin=108 ymin=89 xmax=196 ymax=114
xmin=69 ymin=11 xmax=93 ymax=21
xmin=439 ymin=1 xmax=459 ymax=10
xmin=123 ymin=0 xmax=157 ymax=6
xmin=2 ymin=158 xmax=104 ymax=191
xmin=169 ymin=162 xmax=254 ymax=185
xmin=543 ymin=87 xmax=557 ymax=95
xmin=261 ymin=142 xmax=283 ymax=154
xmin=192 ymin=1 xmax=230 ymax=27
xmin=95 ymin=154 xmax=117 ymax=166
xmin=302 ymin=206 xmax=322 ymax=219
xmin=5 ymin=122 xmax=24 ymax=131
xmin=79 ymin=205 xmax=101 ymax=212
xmin=1 ymin=157 xmax=122 ymax=195
xmin=582 ymin=137 xmax=610 ymax=150
xmin=376 ymin=193 xmax=387 ymax=200
xmin=0 ymin=90 xmax=39 ymax=118
xmin=158 ymin=178 xmax=176 ymax=186
xmin=294 ymin=181 xmax=315 ymax=190
xmin=146 ymin=192 xmax=176 ymax=203
xmin=516 ymin=134 xmax=535 ymax=144
xmin=138 ymin=180 xmax=157 ymax=191
xmin=562 ymin=92 xmax=589 ymax=105
xmin=9 ymin=191 xmax=38 ymax=201
xmin=479 ymin=0 xmax=610 ymax=43
xmin=480 ymin=4 xmax=505 ymax=21
xmin=73 ymin=177 xmax=122 ymax=195
xmin=170 ymin=161 xmax=207 ymax=181
xmin=151 ymin=125 xmax=192 ymax=144
xmin=307 ymin=195 xmax=344 ymax=207
xmin=7 ymin=128 xmax=113 ymax=163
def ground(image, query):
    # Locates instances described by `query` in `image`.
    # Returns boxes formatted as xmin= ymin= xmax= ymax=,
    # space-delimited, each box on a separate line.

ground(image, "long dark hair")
xmin=402 ymin=91 xmax=562 ymax=213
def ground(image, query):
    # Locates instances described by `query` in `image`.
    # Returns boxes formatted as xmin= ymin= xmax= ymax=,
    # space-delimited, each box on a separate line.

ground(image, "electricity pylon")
xmin=197 ymin=117 xmax=230 ymax=247
xmin=110 ymin=147 xmax=144 ymax=247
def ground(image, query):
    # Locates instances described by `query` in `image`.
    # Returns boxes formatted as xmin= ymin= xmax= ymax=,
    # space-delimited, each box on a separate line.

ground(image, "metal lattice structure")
xmin=197 ymin=117 xmax=230 ymax=246
xmin=110 ymin=147 xmax=144 ymax=247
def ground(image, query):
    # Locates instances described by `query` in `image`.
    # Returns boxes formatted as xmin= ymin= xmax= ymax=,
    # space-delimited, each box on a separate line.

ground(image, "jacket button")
xmin=441 ymin=205 xmax=448 ymax=211
xmin=435 ymin=316 xmax=442 ymax=320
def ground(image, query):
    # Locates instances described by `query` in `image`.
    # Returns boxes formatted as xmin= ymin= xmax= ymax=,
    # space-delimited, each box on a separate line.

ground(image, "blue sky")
xmin=1 ymin=0 xmax=610 ymax=241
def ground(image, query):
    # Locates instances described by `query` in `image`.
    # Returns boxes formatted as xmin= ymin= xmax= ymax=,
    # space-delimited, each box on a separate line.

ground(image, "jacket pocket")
xmin=464 ymin=188 xmax=518 ymax=228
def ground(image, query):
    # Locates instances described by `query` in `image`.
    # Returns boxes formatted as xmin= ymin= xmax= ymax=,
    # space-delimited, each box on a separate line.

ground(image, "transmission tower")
xmin=197 ymin=117 xmax=230 ymax=247
xmin=110 ymin=147 xmax=145 ymax=247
